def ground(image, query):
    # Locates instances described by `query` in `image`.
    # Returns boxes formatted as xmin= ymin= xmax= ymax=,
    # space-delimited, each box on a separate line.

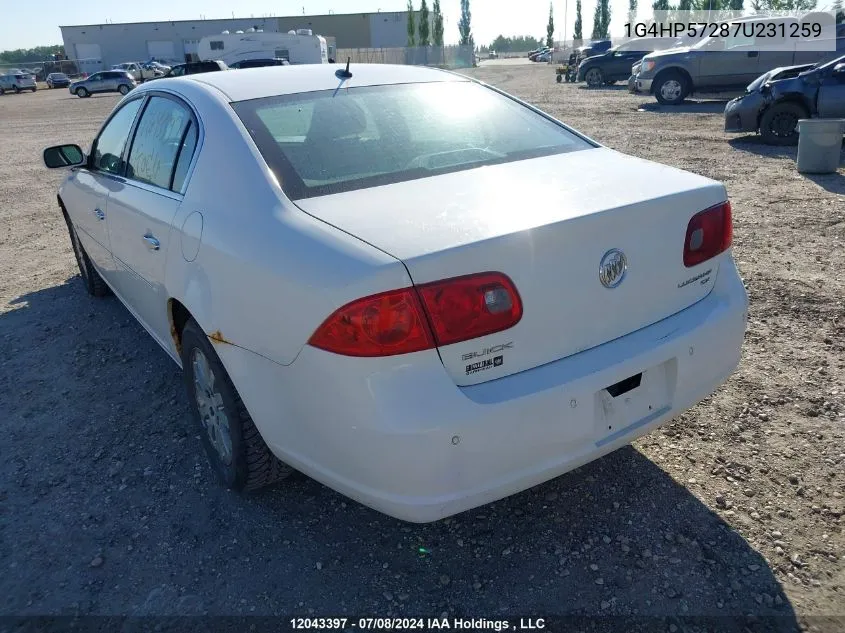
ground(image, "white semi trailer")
xmin=198 ymin=29 xmax=329 ymax=66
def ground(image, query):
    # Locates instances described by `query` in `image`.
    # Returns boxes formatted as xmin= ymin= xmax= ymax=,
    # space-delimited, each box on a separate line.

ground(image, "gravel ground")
xmin=0 ymin=67 xmax=843 ymax=631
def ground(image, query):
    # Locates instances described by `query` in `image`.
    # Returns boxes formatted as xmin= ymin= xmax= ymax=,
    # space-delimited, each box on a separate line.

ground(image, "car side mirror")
xmin=43 ymin=144 xmax=85 ymax=168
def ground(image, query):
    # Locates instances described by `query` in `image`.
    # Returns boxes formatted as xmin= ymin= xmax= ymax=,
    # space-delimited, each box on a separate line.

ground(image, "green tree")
xmin=574 ymin=0 xmax=584 ymax=40
xmin=591 ymin=2 xmax=602 ymax=38
xmin=653 ymin=0 xmax=671 ymax=17
xmin=459 ymin=0 xmax=474 ymax=46
xmin=547 ymin=3 xmax=556 ymax=46
xmin=419 ymin=0 xmax=431 ymax=46
xmin=628 ymin=0 xmax=638 ymax=24
xmin=750 ymin=0 xmax=816 ymax=8
xmin=432 ymin=0 xmax=445 ymax=46
xmin=728 ymin=0 xmax=744 ymax=10
xmin=834 ymin=0 xmax=844 ymax=23
xmin=599 ymin=0 xmax=612 ymax=38
xmin=0 ymin=45 xmax=64 ymax=64
xmin=407 ymin=0 xmax=416 ymax=46
xmin=489 ymin=35 xmax=543 ymax=52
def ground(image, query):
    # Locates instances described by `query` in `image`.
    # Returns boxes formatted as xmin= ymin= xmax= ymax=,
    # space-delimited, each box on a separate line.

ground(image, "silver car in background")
xmin=0 ymin=71 xmax=37 ymax=94
xmin=69 ymin=70 xmax=136 ymax=98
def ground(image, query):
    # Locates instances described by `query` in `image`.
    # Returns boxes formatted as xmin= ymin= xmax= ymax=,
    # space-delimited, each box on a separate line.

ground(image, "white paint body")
xmin=197 ymin=31 xmax=328 ymax=66
xmin=55 ymin=65 xmax=748 ymax=522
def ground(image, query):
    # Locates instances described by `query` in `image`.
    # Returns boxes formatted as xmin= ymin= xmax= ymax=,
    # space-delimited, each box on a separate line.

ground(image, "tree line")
xmin=0 ymin=45 xmax=65 ymax=64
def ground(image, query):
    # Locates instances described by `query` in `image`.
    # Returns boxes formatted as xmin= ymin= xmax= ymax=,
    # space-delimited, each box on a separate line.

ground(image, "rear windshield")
xmin=232 ymin=81 xmax=593 ymax=200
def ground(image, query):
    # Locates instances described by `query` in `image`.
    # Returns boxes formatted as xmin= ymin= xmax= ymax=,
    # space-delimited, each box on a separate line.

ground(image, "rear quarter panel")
xmin=160 ymin=81 xmax=411 ymax=366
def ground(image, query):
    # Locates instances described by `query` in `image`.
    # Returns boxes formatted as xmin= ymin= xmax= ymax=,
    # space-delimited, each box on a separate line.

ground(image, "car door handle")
xmin=747 ymin=51 xmax=759 ymax=57
xmin=143 ymin=234 xmax=160 ymax=251
xmin=94 ymin=208 xmax=105 ymax=221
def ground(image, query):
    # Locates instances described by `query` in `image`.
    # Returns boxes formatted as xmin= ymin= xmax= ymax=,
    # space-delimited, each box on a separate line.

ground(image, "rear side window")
xmin=92 ymin=98 xmax=144 ymax=174
xmin=232 ymin=81 xmax=594 ymax=200
xmin=126 ymin=96 xmax=194 ymax=191
xmin=171 ymin=121 xmax=199 ymax=192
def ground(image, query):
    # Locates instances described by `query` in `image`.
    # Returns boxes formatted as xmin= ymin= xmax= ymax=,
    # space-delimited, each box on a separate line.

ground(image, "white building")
xmin=60 ymin=11 xmax=415 ymax=72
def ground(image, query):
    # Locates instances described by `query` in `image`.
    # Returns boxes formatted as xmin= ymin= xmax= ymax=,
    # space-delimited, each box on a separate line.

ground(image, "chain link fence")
xmin=335 ymin=45 xmax=477 ymax=69
xmin=0 ymin=59 xmax=91 ymax=81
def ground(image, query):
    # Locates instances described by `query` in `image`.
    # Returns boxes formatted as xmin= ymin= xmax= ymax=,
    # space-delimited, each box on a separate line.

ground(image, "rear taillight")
xmin=308 ymin=272 xmax=522 ymax=356
xmin=307 ymin=287 xmax=434 ymax=357
xmin=683 ymin=201 xmax=732 ymax=268
xmin=416 ymin=272 xmax=522 ymax=346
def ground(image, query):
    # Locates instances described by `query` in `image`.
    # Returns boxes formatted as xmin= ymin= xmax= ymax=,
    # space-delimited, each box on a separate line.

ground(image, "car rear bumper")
xmin=724 ymin=92 xmax=765 ymax=133
xmin=217 ymin=257 xmax=747 ymax=523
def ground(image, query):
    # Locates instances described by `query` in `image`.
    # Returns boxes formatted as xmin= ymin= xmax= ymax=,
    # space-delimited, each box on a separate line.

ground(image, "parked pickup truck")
xmin=635 ymin=17 xmax=845 ymax=105
xmin=111 ymin=62 xmax=163 ymax=82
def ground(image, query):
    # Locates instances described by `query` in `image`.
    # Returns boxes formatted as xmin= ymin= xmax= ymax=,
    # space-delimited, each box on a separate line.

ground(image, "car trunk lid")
xmin=296 ymin=147 xmax=729 ymax=386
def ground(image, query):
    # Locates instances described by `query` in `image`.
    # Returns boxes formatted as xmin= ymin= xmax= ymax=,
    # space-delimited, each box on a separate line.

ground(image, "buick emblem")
xmin=599 ymin=249 xmax=627 ymax=289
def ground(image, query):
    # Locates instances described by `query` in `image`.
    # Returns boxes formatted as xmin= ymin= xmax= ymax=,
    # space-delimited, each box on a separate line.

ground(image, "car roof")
xmin=181 ymin=63 xmax=466 ymax=102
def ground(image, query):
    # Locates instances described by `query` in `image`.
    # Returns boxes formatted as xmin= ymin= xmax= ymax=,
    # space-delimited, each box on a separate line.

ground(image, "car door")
xmin=106 ymin=93 xmax=200 ymax=347
xmin=61 ymin=97 xmax=144 ymax=276
xmin=102 ymin=71 xmax=120 ymax=92
xmin=610 ymin=51 xmax=644 ymax=80
xmin=817 ymin=63 xmax=845 ymax=117
xmin=698 ymin=32 xmax=760 ymax=90
xmin=85 ymin=73 xmax=103 ymax=92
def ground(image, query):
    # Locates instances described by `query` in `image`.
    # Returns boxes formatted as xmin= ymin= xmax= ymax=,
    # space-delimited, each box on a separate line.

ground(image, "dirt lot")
xmin=1 ymin=66 xmax=843 ymax=631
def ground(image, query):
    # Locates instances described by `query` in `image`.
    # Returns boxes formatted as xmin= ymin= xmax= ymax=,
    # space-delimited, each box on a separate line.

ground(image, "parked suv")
xmin=578 ymin=37 xmax=682 ymax=87
xmin=0 ymin=71 xmax=37 ymax=94
xmin=69 ymin=71 xmax=136 ymax=98
xmin=636 ymin=17 xmax=845 ymax=105
xmin=725 ymin=54 xmax=845 ymax=144
xmin=158 ymin=60 xmax=228 ymax=78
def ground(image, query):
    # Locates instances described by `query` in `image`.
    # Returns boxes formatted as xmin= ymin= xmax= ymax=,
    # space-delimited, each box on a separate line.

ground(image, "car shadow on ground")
xmin=0 ymin=279 xmax=800 ymax=630
xmin=728 ymin=136 xmax=800 ymax=159
xmin=577 ymin=84 xmax=630 ymax=91
xmin=638 ymin=100 xmax=730 ymax=114
xmin=804 ymin=171 xmax=845 ymax=194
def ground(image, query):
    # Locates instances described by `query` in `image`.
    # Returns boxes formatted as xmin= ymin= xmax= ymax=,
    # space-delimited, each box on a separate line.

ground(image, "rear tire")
xmin=585 ymin=67 xmax=605 ymax=88
xmin=118 ymin=84 xmax=129 ymax=95
xmin=62 ymin=211 xmax=111 ymax=297
xmin=180 ymin=319 xmax=293 ymax=492
xmin=759 ymin=102 xmax=806 ymax=146
xmin=654 ymin=70 xmax=689 ymax=105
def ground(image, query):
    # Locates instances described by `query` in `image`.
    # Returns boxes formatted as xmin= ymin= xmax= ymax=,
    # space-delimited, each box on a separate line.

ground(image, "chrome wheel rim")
xmin=191 ymin=348 xmax=233 ymax=465
xmin=660 ymin=79 xmax=682 ymax=101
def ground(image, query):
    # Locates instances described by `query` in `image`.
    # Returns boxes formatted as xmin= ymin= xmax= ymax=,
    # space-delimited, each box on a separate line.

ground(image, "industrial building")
xmin=60 ymin=11 xmax=415 ymax=73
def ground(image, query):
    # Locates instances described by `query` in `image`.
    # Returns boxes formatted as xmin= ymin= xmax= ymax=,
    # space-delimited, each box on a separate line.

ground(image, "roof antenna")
xmin=335 ymin=57 xmax=352 ymax=79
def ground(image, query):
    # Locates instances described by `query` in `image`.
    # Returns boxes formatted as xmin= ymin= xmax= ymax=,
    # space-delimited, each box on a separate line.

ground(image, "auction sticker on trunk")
xmin=466 ymin=355 xmax=504 ymax=375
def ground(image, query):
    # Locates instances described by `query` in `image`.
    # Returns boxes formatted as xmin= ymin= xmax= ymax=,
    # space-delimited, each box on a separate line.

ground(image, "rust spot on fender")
xmin=208 ymin=330 xmax=233 ymax=345
xmin=170 ymin=321 xmax=182 ymax=355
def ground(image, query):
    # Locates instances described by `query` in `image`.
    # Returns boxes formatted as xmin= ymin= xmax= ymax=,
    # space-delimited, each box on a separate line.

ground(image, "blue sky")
xmin=2 ymin=0 xmax=637 ymax=50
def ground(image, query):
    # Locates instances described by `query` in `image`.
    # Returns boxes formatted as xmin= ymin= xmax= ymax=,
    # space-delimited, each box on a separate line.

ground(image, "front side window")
xmin=170 ymin=66 xmax=186 ymax=77
xmin=92 ymin=98 xmax=143 ymax=174
xmin=89 ymin=73 xmax=102 ymax=81
xmin=126 ymin=96 xmax=194 ymax=191
xmin=210 ymin=40 xmax=224 ymax=50
xmin=232 ymin=81 xmax=593 ymax=200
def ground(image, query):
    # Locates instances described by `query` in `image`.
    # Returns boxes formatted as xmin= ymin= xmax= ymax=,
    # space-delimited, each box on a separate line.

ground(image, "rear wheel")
xmin=654 ymin=71 xmax=688 ymax=105
xmin=62 ymin=211 xmax=111 ymax=297
xmin=585 ymin=67 xmax=604 ymax=88
xmin=76 ymin=87 xmax=89 ymax=98
xmin=118 ymin=84 xmax=130 ymax=95
xmin=759 ymin=102 xmax=806 ymax=146
xmin=180 ymin=319 xmax=293 ymax=491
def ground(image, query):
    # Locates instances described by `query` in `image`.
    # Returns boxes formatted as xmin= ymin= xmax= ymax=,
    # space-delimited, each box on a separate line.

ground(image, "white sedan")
xmin=43 ymin=64 xmax=748 ymax=522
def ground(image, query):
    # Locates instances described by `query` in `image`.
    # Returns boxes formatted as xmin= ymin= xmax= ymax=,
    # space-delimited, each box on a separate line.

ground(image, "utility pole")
xmin=563 ymin=0 xmax=569 ymax=52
